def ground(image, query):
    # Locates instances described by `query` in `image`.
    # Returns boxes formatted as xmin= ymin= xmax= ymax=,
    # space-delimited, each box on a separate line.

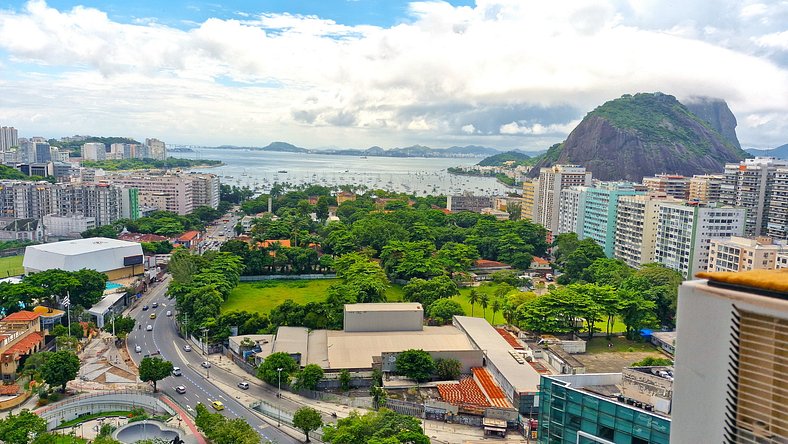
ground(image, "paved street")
xmin=127 ymin=275 xmax=299 ymax=444
xmin=197 ymin=210 xmax=241 ymax=253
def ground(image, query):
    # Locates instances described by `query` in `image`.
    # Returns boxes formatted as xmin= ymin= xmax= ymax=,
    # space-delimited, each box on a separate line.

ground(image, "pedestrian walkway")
xmin=161 ymin=395 xmax=207 ymax=444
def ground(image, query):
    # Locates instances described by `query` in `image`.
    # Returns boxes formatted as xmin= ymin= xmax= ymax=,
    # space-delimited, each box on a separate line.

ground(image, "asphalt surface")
xmin=127 ymin=276 xmax=299 ymax=444
xmin=197 ymin=210 xmax=241 ymax=254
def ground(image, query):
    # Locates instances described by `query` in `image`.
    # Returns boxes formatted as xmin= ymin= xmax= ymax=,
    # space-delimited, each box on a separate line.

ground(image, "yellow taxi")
xmin=211 ymin=401 xmax=224 ymax=411
xmin=149 ymin=313 xmax=157 ymax=319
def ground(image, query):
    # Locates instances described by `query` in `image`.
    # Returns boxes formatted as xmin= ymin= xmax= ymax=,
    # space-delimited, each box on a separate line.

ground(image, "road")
xmin=127 ymin=275 xmax=299 ymax=444
xmin=197 ymin=209 xmax=241 ymax=254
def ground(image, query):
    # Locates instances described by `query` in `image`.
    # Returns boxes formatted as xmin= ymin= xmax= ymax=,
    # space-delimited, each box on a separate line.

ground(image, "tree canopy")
xmin=40 ymin=350 xmax=80 ymax=392
xmin=293 ymin=407 xmax=323 ymax=442
xmin=139 ymin=357 xmax=174 ymax=392
xmin=256 ymin=352 xmax=299 ymax=387
xmin=395 ymin=349 xmax=435 ymax=383
xmin=323 ymin=410 xmax=429 ymax=444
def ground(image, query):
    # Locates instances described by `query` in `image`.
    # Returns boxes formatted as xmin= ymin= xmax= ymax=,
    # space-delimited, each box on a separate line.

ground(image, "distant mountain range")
xmin=213 ymin=142 xmax=534 ymax=158
xmin=745 ymin=144 xmax=788 ymax=159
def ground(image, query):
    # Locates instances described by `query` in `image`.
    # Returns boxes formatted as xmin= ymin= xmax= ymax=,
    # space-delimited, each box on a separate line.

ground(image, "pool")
xmin=105 ymin=282 xmax=123 ymax=291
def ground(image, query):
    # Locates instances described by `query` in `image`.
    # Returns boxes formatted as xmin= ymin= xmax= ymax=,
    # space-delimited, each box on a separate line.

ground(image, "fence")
xmin=295 ymin=389 xmax=374 ymax=410
xmin=239 ymin=274 xmax=337 ymax=281
xmin=383 ymin=399 xmax=424 ymax=418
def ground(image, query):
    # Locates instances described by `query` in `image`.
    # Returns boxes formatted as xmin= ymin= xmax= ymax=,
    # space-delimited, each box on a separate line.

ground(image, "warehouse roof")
xmin=345 ymin=303 xmax=422 ymax=312
xmin=23 ymin=237 xmax=143 ymax=273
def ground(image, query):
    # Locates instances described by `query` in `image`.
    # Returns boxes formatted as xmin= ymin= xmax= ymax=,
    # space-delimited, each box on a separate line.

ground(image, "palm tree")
xmin=467 ymin=289 xmax=479 ymax=316
xmin=491 ymin=298 xmax=502 ymax=325
xmin=479 ymin=293 xmax=490 ymax=320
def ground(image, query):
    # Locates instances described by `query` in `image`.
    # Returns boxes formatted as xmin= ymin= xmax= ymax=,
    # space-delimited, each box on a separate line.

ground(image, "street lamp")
xmin=276 ymin=367 xmax=283 ymax=426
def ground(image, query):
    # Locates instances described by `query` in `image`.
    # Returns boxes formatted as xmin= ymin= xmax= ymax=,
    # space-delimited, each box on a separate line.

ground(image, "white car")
xmin=166 ymin=310 xmax=172 ymax=317
xmin=201 ymin=361 xmax=211 ymax=368
xmin=146 ymin=325 xmax=153 ymax=331
xmin=183 ymin=344 xmax=192 ymax=352
xmin=135 ymin=345 xmax=142 ymax=353
xmin=175 ymin=385 xmax=186 ymax=394
xmin=172 ymin=367 xmax=182 ymax=376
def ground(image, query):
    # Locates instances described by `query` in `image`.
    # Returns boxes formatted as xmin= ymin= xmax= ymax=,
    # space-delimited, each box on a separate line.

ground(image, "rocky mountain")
xmin=684 ymin=96 xmax=741 ymax=149
xmin=528 ymin=93 xmax=750 ymax=181
xmin=746 ymin=143 xmax=788 ymax=159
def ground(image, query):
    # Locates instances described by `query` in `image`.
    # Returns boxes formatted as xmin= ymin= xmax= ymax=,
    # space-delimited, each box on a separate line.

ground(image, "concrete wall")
xmin=621 ymin=367 xmax=673 ymax=414
xmin=35 ymin=391 xmax=174 ymax=431
xmin=380 ymin=350 xmax=483 ymax=374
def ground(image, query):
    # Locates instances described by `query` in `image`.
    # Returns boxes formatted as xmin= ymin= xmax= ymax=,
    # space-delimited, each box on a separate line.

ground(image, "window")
xmin=598 ymin=426 xmax=614 ymax=440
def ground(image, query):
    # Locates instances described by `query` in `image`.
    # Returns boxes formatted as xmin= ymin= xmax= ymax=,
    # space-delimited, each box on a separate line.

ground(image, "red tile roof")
xmin=496 ymin=328 xmax=523 ymax=350
xmin=472 ymin=259 xmax=510 ymax=269
xmin=1 ymin=331 xmax=44 ymax=361
xmin=177 ymin=230 xmax=200 ymax=241
xmin=0 ymin=384 xmax=20 ymax=395
xmin=437 ymin=378 xmax=491 ymax=408
xmin=531 ymin=257 xmax=549 ymax=265
xmin=472 ymin=367 xmax=511 ymax=408
xmin=257 ymin=239 xmax=292 ymax=248
xmin=1 ymin=311 xmax=40 ymax=322
xmin=119 ymin=232 xmax=169 ymax=243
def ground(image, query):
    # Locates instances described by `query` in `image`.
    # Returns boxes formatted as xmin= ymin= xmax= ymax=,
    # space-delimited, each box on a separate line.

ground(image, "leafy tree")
xmin=0 ymin=410 xmax=47 ymax=444
xmin=69 ymin=322 xmax=84 ymax=339
xmin=40 ymin=350 xmax=80 ymax=392
xmin=507 ymin=202 xmax=522 ymax=220
xmin=332 ymin=253 xmax=389 ymax=303
xmin=195 ymin=403 xmax=260 ymax=444
xmin=552 ymin=232 xmax=580 ymax=266
xmin=293 ymin=407 xmax=323 ymax=443
xmin=631 ymin=357 xmax=673 ymax=367
xmin=466 ymin=289 xmax=479 ymax=316
xmin=479 ymin=292 xmax=490 ymax=318
xmin=256 ymin=352 xmax=299 ymax=387
xmin=316 ymin=196 xmax=330 ymax=222
xmin=139 ymin=357 xmax=174 ymax=392
xmin=582 ymin=258 xmax=633 ymax=287
xmin=491 ymin=298 xmax=503 ymax=324
xmin=81 ymin=225 xmax=120 ymax=239
xmin=402 ymin=276 xmax=459 ymax=311
xmin=323 ymin=410 xmax=429 ymax=444
xmin=558 ymin=238 xmax=605 ymax=284
xmin=428 ymin=299 xmax=465 ymax=325
xmin=0 ymin=282 xmax=44 ymax=314
xmin=436 ymin=242 xmax=478 ymax=277
xmin=434 ymin=358 xmax=462 ymax=381
xmin=351 ymin=217 xmax=409 ymax=254
xmin=395 ymin=349 xmax=435 ymax=383
xmin=294 ymin=364 xmax=324 ymax=391
xmin=618 ymin=289 xmax=659 ymax=340
xmin=339 ymin=369 xmax=352 ymax=392
xmin=112 ymin=315 xmax=136 ymax=339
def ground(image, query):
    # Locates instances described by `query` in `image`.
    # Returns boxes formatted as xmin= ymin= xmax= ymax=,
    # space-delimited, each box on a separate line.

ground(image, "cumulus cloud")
xmin=0 ymin=0 xmax=786 ymax=149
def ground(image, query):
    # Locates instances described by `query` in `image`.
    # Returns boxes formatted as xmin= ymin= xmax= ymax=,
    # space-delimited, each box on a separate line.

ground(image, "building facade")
xmin=707 ymin=236 xmax=787 ymax=272
xmin=522 ymin=179 xmax=538 ymax=222
xmin=614 ymin=193 xmax=675 ymax=268
xmin=81 ymin=142 xmax=106 ymax=161
xmin=582 ymin=183 xmax=642 ymax=258
xmin=688 ymin=174 xmax=724 ymax=203
xmin=767 ymin=168 xmax=788 ymax=240
xmin=538 ymin=373 xmax=671 ymax=444
xmin=721 ymin=157 xmax=788 ymax=237
xmin=447 ymin=195 xmax=493 ymax=213
xmin=535 ymin=165 xmax=593 ymax=235
xmin=642 ymin=174 xmax=690 ymax=200
xmin=557 ymin=186 xmax=587 ymax=236
xmin=43 ymin=214 xmax=96 ymax=238
xmin=654 ymin=202 xmax=745 ymax=278
xmin=144 ymin=138 xmax=167 ymax=160
xmin=0 ymin=126 xmax=18 ymax=152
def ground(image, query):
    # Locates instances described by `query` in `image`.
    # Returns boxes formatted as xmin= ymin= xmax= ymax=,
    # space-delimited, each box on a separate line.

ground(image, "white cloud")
xmin=0 ymin=0 xmax=786 ymax=149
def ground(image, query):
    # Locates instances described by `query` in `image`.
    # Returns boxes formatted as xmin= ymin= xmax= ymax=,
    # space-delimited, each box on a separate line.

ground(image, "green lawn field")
xmin=0 ymin=255 xmax=24 ymax=277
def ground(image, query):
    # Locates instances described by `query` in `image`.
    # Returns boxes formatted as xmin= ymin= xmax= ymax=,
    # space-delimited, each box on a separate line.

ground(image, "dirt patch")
xmin=576 ymin=351 xmax=666 ymax=373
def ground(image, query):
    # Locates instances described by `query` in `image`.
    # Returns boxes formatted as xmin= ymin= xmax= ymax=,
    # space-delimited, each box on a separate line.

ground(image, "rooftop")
xmin=696 ymin=268 xmax=788 ymax=295
xmin=87 ymin=292 xmax=127 ymax=315
xmin=1 ymin=311 xmax=40 ymax=322
xmin=177 ymin=230 xmax=200 ymax=241
xmin=1 ymin=331 xmax=43 ymax=361
xmin=24 ymin=237 xmax=139 ymax=256
xmin=345 ymin=303 xmax=423 ymax=312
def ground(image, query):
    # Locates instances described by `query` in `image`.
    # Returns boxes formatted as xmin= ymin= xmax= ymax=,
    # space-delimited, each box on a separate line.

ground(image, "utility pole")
xmin=277 ymin=367 xmax=283 ymax=426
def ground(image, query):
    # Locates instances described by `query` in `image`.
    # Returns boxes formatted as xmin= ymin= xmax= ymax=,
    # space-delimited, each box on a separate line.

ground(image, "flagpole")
xmin=65 ymin=291 xmax=71 ymax=337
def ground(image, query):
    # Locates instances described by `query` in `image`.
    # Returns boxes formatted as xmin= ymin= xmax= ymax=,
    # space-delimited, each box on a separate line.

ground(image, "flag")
xmin=62 ymin=295 xmax=70 ymax=307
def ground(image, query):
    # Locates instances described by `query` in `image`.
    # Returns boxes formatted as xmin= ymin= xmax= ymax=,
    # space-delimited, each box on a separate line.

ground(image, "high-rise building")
xmin=707 ymin=236 xmax=787 ymax=272
xmin=535 ymin=165 xmax=592 ymax=235
xmin=446 ymin=195 xmax=493 ymax=213
xmin=721 ymin=157 xmax=788 ymax=236
xmin=614 ymin=193 xmax=681 ymax=268
xmin=33 ymin=142 xmax=51 ymax=163
xmin=81 ymin=142 xmax=106 ymax=161
xmin=688 ymin=174 xmax=724 ymax=203
xmin=767 ymin=168 xmax=788 ymax=240
xmin=654 ymin=202 xmax=745 ymax=278
xmin=144 ymin=138 xmax=167 ymax=160
xmin=557 ymin=186 xmax=587 ymax=236
xmin=671 ymin=270 xmax=788 ymax=443
xmin=582 ymin=182 xmax=642 ymax=257
xmin=0 ymin=126 xmax=18 ymax=152
xmin=102 ymin=171 xmax=219 ymax=215
xmin=643 ymin=174 xmax=690 ymax=200
xmin=521 ymin=178 xmax=538 ymax=222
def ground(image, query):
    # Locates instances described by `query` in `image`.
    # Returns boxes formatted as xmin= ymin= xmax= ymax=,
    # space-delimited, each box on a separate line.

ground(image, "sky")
xmin=0 ymin=0 xmax=786 ymax=151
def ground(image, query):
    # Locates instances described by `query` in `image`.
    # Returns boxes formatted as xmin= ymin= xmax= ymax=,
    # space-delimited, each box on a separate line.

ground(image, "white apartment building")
xmin=688 ymin=174 xmax=724 ymax=203
xmin=614 ymin=193 xmax=681 ymax=268
xmin=82 ymin=142 xmax=106 ymax=161
xmin=0 ymin=126 xmax=18 ymax=152
xmin=43 ymin=214 xmax=96 ymax=238
xmin=642 ymin=174 xmax=690 ymax=200
xmin=535 ymin=165 xmax=592 ymax=235
xmin=103 ymin=171 xmax=218 ymax=215
xmin=707 ymin=236 xmax=788 ymax=272
xmin=521 ymin=179 xmax=537 ymax=222
xmin=557 ymin=186 xmax=587 ymax=235
xmin=654 ymin=202 xmax=745 ymax=278
xmin=776 ymin=252 xmax=788 ymax=269
xmin=767 ymin=168 xmax=788 ymax=240
xmin=721 ymin=157 xmax=788 ymax=237
xmin=672 ymin=272 xmax=787 ymax=443
xmin=144 ymin=138 xmax=167 ymax=160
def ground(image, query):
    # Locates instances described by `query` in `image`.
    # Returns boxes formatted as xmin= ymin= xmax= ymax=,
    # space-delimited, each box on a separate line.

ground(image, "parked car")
xmin=172 ymin=367 xmax=182 ymax=376
xmin=146 ymin=325 xmax=153 ymax=331
xmin=175 ymin=385 xmax=186 ymax=394
xmin=183 ymin=344 xmax=192 ymax=352
xmin=237 ymin=381 xmax=250 ymax=390
xmin=201 ymin=361 xmax=211 ymax=368
xmin=135 ymin=345 xmax=142 ymax=353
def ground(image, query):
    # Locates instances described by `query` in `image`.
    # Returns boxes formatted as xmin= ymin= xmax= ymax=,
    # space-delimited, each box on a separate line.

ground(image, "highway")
xmin=197 ymin=209 xmax=241 ymax=254
xmin=127 ymin=275 xmax=299 ymax=444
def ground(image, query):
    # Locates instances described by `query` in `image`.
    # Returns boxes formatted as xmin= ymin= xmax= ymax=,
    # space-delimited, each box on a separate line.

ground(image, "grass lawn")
xmin=585 ymin=336 xmax=658 ymax=354
xmin=0 ymin=255 xmax=23 ymax=277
